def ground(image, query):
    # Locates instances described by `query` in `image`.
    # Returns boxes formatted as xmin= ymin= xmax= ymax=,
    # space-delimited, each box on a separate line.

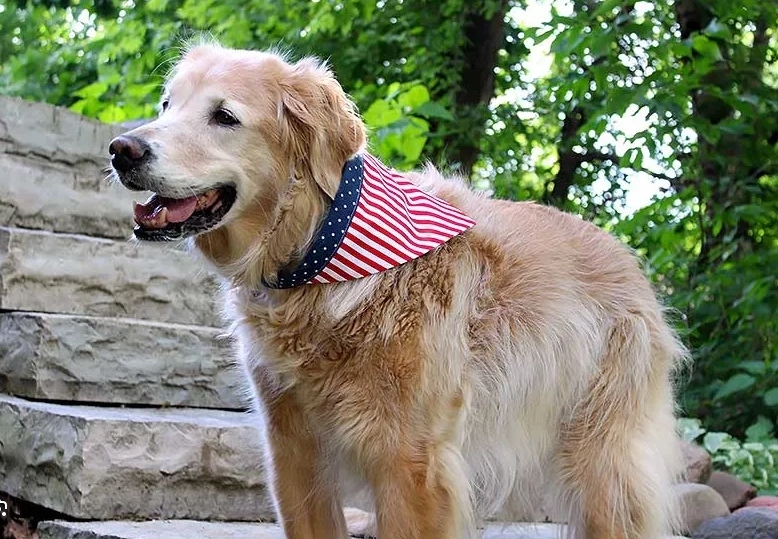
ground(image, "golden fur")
xmin=120 ymin=43 xmax=687 ymax=538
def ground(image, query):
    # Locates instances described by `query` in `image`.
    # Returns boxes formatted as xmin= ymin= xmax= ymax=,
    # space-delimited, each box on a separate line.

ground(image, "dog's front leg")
xmin=258 ymin=378 xmax=346 ymax=539
xmin=365 ymin=445 xmax=471 ymax=539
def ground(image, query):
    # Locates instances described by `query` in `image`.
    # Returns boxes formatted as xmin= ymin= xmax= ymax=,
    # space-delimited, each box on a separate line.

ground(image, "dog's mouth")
xmin=132 ymin=185 xmax=237 ymax=241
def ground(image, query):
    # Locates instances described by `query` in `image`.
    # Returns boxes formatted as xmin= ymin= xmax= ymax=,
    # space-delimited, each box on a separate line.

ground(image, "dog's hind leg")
xmin=554 ymin=315 xmax=685 ymax=539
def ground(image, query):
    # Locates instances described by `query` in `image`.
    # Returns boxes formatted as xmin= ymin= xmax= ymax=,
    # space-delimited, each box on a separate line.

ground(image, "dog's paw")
xmin=344 ymin=507 xmax=376 ymax=538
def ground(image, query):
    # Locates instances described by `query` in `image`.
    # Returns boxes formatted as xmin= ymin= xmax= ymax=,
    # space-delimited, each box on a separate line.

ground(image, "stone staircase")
xmin=0 ymin=96 xmax=274 ymax=535
xmin=0 ymin=97 xmax=688 ymax=539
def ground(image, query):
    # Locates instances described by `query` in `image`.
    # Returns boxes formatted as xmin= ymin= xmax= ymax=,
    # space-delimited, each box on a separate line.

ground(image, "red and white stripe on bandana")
xmin=266 ymin=153 xmax=476 ymax=289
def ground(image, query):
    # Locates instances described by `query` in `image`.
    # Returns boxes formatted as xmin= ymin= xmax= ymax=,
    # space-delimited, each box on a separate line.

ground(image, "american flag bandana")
xmin=264 ymin=153 xmax=476 ymax=289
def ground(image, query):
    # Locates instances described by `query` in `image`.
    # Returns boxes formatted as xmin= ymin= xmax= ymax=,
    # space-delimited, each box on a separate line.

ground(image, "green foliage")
xmin=1 ymin=0 xmax=777 ymax=437
xmin=680 ymin=418 xmax=778 ymax=494
xmin=362 ymin=82 xmax=442 ymax=168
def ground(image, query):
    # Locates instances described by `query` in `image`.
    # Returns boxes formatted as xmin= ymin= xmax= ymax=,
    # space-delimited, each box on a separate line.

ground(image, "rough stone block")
xmin=682 ymin=440 xmax=713 ymax=484
xmin=0 ymin=312 xmax=244 ymax=409
xmin=707 ymin=471 xmax=757 ymax=511
xmin=675 ymin=482 xmax=730 ymax=535
xmin=37 ymin=521 xmax=286 ymax=539
xmin=0 ymin=395 xmax=272 ymax=521
xmin=0 ymin=96 xmax=137 ymax=239
xmin=36 ymin=520 xmax=690 ymax=539
xmin=0 ymin=153 xmax=137 ymax=240
xmin=692 ymin=507 xmax=778 ymax=538
xmin=0 ymin=227 xmax=219 ymax=327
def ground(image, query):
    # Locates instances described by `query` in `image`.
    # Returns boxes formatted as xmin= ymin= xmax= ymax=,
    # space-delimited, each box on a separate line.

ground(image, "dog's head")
xmin=109 ymin=43 xmax=366 ymax=281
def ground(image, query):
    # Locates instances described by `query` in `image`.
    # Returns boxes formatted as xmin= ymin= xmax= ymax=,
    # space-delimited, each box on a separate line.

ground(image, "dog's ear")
xmin=279 ymin=57 xmax=366 ymax=199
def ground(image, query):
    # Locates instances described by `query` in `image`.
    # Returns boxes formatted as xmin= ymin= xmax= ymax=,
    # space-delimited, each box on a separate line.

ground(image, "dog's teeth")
xmin=196 ymin=189 xmax=220 ymax=211
xmin=147 ymin=207 xmax=169 ymax=228
xmin=156 ymin=207 xmax=169 ymax=226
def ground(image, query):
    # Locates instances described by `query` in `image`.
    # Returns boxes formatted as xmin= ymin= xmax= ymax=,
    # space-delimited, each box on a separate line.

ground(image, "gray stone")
xmin=0 ymin=312 xmax=245 ymax=409
xmin=37 ymin=521 xmax=286 ymax=539
xmin=0 ymin=96 xmax=137 ymax=239
xmin=0 ymin=152 xmax=137 ymax=240
xmin=0 ymin=227 xmax=219 ymax=327
xmin=0 ymin=394 xmax=272 ymax=521
xmin=482 ymin=522 xmax=687 ymax=539
xmin=682 ymin=440 xmax=713 ymax=484
xmin=675 ymin=482 xmax=730 ymax=535
xmin=0 ymin=97 xmax=120 ymax=166
xmin=692 ymin=507 xmax=778 ymax=539
xmin=36 ymin=520 xmax=690 ymax=539
xmin=706 ymin=471 xmax=757 ymax=511
xmin=480 ymin=523 xmax=584 ymax=538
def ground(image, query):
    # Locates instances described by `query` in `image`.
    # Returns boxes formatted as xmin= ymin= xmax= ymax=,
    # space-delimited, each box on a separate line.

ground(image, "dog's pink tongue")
xmin=134 ymin=194 xmax=198 ymax=228
xmin=159 ymin=196 xmax=198 ymax=222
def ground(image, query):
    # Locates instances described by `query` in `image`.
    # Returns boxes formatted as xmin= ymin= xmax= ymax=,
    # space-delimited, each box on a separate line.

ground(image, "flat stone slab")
xmin=0 ymin=395 xmax=272 ymax=521
xmin=0 ymin=227 xmax=219 ymax=327
xmin=0 ymin=312 xmax=244 ymax=409
xmin=0 ymin=96 xmax=137 ymax=239
xmin=36 ymin=520 xmax=691 ymax=539
xmin=37 ymin=521 xmax=285 ymax=539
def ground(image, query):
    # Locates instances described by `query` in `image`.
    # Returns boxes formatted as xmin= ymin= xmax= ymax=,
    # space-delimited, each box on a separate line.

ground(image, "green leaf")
xmin=591 ymin=0 xmax=622 ymax=18
xmin=703 ymin=431 xmax=731 ymax=453
xmin=764 ymin=388 xmax=778 ymax=407
xmin=746 ymin=416 xmax=775 ymax=441
xmin=703 ymin=19 xmax=732 ymax=41
xmin=714 ymin=373 xmax=756 ymax=400
xmin=362 ymin=99 xmax=400 ymax=128
xmin=73 ymin=81 xmax=108 ymax=100
xmin=398 ymin=84 xmax=430 ymax=110
xmin=412 ymin=101 xmax=454 ymax=121
xmin=691 ymin=35 xmax=723 ymax=62
xmin=739 ymin=361 xmax=767 ymax=376
xmin=677 ymin=417 xmax=707 ymax=441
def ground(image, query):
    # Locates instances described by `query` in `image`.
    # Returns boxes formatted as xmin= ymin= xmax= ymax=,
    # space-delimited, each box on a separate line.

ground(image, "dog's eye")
xmin=212 ymin=108 xmax=240 ymax=127
xmin=160 ymin=99 xmax=170 ymax=112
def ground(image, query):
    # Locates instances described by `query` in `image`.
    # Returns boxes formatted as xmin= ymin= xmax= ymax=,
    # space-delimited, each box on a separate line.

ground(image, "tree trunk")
xmin=433 ymin=1 xmax=509 ymax=178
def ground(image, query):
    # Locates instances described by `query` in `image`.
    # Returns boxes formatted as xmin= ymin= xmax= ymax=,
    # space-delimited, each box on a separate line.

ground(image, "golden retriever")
xmin=109 ymin=42 xmax=687 ymax=539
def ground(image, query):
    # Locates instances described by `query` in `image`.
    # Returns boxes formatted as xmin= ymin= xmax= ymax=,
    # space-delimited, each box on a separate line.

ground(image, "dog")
xmin=109 ymin=42 xmax=687 ymax=539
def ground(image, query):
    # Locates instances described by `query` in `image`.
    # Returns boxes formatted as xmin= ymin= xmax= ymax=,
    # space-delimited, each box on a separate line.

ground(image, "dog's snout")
xmin=109 ymin=135 xmax=151 ymax=173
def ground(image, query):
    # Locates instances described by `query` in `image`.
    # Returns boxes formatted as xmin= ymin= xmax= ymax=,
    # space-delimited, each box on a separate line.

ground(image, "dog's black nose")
xmin=109 ymin=135 xmax=151 ymax=173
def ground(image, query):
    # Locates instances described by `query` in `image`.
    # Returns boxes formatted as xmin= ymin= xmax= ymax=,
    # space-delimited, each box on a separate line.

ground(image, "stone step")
xmin=35 ymin=520 xmax=691 ymax=539
xmin=0 ymin=96 xmax=136 ymax=239
xmin=0 ymin=226 xmax=219 ymax=327
xmin=0 ymin=395 xmax=272 ymax=521
xmin=0 ymin=312 xmax=244 ymax=409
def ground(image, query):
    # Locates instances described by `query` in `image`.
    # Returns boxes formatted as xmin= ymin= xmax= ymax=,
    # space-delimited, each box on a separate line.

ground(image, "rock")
xmin=0 ymin=96 xmax=136 ymax=239
xmin=0 ymin=312 xmax=244 ymax=409
xmin=480 ymin=523 xmax=687 ymax=538
xmin=692 ymin=507 xmax=778 ymax=538
xmin=682 ymin=440 xmax=713 ymax=483
xmin=35 ymin=520 xmax=690 ymax=539
xmin=706 ymin=471 xmax=757 ymax=510
xmin=0 ymin=227 xmax=219 ymax=327
xmin=37 ymin=521 xmax=287 ymax=539
xmin=675 ymin=482 xmax=730 ymax=535
xmin=0 ymin=394 xmax=272 ymax=521
xmin=747 ymin=496 xmax=778 ymax=512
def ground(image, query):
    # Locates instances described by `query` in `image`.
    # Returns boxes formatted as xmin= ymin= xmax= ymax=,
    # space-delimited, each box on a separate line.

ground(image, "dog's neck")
xmin=261 ymin=153 xmax=476 ymax=289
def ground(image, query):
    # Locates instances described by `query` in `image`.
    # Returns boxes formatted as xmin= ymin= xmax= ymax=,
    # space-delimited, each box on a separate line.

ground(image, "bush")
xmin=679 ymin=417 xmax=778 ymax=494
